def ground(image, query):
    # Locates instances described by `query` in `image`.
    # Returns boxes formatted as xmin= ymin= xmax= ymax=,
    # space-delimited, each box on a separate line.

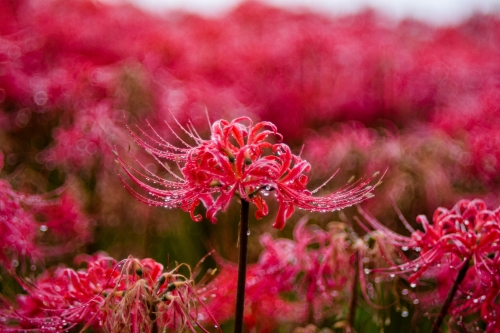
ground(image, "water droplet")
xmin=364 ymin=268 xmax=371 ymax=275
xmin=402 ymin=289 xmax=408 ymax=295
xmin=401 ymin=308 xmax=409 ymax=318
xmin=402 ymin=246 xmax=409 ymax=251
xmin=12 ymin=260 xmax=19 ymax=268
xmin=247 ymin=230 xmax=251 ymax=236
xmin=410 ymin=283 xmax=417 ymax=288
xmin=40 ymin=225 xmax=48 ymax=232
xmin=413 ymin=299 xmax=419 ymax=305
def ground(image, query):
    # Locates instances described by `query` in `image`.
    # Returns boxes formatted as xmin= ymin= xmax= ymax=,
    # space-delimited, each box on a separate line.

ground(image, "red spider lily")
xmin=0 ymin=179 xmax=40 ymax=270
xmin=116 ymin=117 xmax=379 ymax=229
xmin=360 ymin=199 xmax=500 ymax=331
xmin=32 ymin=192 xmax=92 ymax=257
xmin=0 ymin=253 xmax=219 ymax=333
xmin=198 ymin=219 xmax=362 ymax=331
xmin=0 ymin=176 xmax=91 ymax=268
xmin=361 ymin=199 xmax=500 ymax=283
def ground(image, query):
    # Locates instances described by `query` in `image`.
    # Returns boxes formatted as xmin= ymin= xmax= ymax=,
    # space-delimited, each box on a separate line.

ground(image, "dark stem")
xmin=234 ymin=199 xmax=250 ymax=333
xmin=149 ymin=302 xmax=159 ymax=333
xmin=347 ymin=251 xmax=360 ymax=333
xmin=431 ymin=258 xmax=470 ymax=333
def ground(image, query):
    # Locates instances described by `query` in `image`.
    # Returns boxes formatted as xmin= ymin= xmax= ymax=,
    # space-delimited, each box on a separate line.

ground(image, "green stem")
xmin=431 ymin=259 xmax=470 ymax=333
xmin=347 ymin=251 xmax=359 ymax=333
xmin=234 ymin=199 xmax=250 ymax=333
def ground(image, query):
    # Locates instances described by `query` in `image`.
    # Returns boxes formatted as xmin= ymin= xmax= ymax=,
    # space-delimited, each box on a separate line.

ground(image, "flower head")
xmin=361 ymin=199 xmax=500 ymax=283
xmin=360 ymin=199 xmax=500 ymax=331
xmin=117 ymin=117 xmax=378 ymax=229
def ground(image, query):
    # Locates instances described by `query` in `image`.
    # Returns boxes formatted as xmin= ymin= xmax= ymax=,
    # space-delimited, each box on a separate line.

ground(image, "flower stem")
xmin=431 ymin=259 xmax=470 ymax=333
xmin=347 ymin=251 xmax=359 ymax=333
xmin=149 ymin=302 xmax=158 ymax=333
xmin=234 ymin=199 xmax=250 ymax=333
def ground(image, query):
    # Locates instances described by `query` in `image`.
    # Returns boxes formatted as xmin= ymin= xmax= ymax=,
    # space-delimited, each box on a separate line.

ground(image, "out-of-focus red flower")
xmin=32 ymin=192 xmax=92 ymax=256
xmin=41 ymin=101 xmax=128 ymax=170
xmin=199 ymin=219 xmax=362 ymax=330
xmin=0 ymin=179 xmax=39 ymax=270
xmin=1 ymin=253 xmax=218 ymax=333
xmin=117 ymin=117 xmax=378 ymax=229
xmin=0 ymin=169 xmax=91 ymax=268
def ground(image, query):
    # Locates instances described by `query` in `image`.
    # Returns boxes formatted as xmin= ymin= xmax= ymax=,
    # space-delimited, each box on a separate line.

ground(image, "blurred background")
xmin=126 ymin=0 xmax=500 ymax=24
xmin=1 ymin=0 xmax=500 ymax=331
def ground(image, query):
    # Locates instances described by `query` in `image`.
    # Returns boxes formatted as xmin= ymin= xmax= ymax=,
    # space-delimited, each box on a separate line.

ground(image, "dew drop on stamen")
xmin=410 ymin=283 xmax=417 ymax=288
xmin=40 ymin=225 xmax=48 ymax=232
xmin=402 ymin=246 xmax=409 ymax=251
xmin=401 ymin=308 xmax=409 ymax=317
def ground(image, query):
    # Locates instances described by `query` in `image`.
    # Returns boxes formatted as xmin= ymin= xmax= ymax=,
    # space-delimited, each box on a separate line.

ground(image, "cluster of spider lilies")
xmin=1 ymin=0 xmax=500 ymax=332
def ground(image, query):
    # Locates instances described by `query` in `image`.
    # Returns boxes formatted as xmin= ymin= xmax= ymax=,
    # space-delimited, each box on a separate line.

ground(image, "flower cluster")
xmin=198 ymin=219 xmax=377 ymax=331
xmin=0 ymin=253 xmax=217 ymax=333
xmin=117 ymin=117 xmax=378 ymax=229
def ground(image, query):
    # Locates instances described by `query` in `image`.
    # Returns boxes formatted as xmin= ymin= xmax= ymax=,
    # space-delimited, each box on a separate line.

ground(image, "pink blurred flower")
xmin=32 ymin=192 xmax=92 ymax=256
xmin=0 ymin=168 xmax=91 ymax=268
xmin=117 ymin=117 xmax=378 ymax=229
xmin=0 ymin=179 xmax=39 ymax=270
xmin=199 ymin=219 xmax=360 ymax=330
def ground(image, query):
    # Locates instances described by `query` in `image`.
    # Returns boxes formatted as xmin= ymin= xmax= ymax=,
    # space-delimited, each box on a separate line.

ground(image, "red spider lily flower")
xmin=360 ymin=199 xmax=500 ymax=331
xmin=0 ymin=176 xmax=91 ymax=268
xmin=0 ymin=179 xmax=40 ymax=270
xmin=198 ymin=219 xmax=363 ymax=330
xmin=116 ymin=117 xmax=379 ymax=229
xmin=0 ymin=253 xmax=219 ymax=333
xmin=31 ymin=193 xmax=92 ymax=257
xmin=361 ymin=199 xmax=500 ymax=284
